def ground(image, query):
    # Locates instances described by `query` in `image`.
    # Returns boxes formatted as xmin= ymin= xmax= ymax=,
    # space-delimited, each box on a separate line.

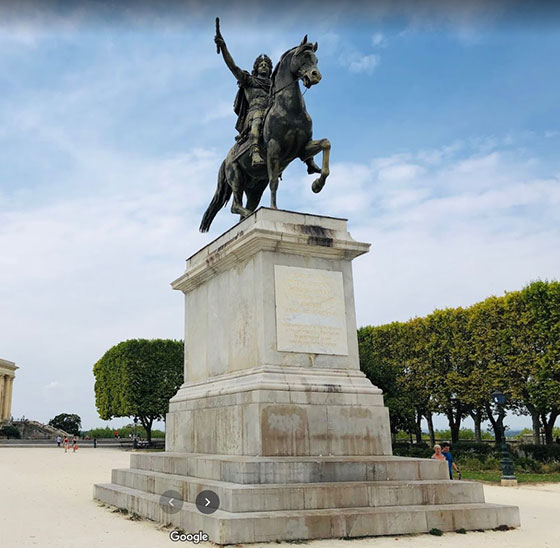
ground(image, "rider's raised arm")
xmin=215 ymin=35 xmax=244 ymax=82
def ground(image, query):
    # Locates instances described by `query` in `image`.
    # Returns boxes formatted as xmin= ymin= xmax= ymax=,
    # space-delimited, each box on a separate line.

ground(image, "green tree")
xmin=468 ymin=297 xmax=517 ymax=444
xmin=414 ymin=308 xmax=473 ymax=443
xmin=359 ymin=323 xmax=416 ymax=438
xmin=502 ymin=281 xmax=560 ymax=444
xmin=93 ymin=339 xmax=184 ymax=443
xmin=48 ymin=413 xmax=82 ymax=435
xmin=402 ymin=317 xmax=437 ymax=445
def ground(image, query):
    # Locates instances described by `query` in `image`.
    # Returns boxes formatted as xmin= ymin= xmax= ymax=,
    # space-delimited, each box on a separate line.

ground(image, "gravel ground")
xmin=1 ymin=447 xmax=558 ymax=548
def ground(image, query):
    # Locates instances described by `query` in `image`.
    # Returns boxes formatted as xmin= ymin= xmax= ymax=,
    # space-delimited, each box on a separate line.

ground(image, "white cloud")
xmin=286 ymin=140 xmax=560 ymax=336
xmin=371 ymin=32 xmax=385 ymax=47
xmin=347 ymin=54 xmax=380 ymax=74
xmin=378 ymin=163 xmax=425 ymax=183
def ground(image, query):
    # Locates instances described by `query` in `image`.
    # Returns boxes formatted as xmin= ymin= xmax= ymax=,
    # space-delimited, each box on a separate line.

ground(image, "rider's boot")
xmin=251 ymin=143 xmax=265 ymax=167
xmin=250 ymin=116 xmax=265 ymax=167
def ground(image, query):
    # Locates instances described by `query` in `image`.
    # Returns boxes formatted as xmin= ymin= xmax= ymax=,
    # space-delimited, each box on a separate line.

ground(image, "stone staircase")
xmin=94 ymin=452 xmax=520 ymax=544
xmin=6 ymin=419 xmax=71 ymax=439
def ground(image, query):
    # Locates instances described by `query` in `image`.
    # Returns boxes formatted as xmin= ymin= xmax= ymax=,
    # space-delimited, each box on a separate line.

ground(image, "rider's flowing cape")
xmin=233 ymin=71 xmax=271 ymax=134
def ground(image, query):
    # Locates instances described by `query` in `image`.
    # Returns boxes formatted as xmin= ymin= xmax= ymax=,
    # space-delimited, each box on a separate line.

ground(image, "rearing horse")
xmin=199 ymin=36 xmax=330 ymax=232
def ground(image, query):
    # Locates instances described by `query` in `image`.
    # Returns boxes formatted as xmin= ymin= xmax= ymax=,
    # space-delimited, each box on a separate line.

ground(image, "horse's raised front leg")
xmin=301 ymin=138 xmax=331 ymax=193
xmin=227 ymin=161 xmax=252 ymax=219
xmin=267 ymin=139 xmax=281 ymax=209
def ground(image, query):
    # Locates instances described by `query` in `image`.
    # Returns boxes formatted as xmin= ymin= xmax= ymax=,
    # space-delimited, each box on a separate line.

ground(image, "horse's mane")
xmin=271 ymin=42 xmax=316 ymax=88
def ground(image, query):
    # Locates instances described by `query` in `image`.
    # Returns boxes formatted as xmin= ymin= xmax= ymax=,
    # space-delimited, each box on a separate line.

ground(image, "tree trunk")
xmin=485 ymin=403 xmax=500 ymax=444
xmin=140 ymin=417 xmax=153 ymax=445
xmin=541 ymin=408 xmax=559 ymax=445
xmin=415 ymin=411 xmax=423 ymax=444
xmin=446 ymin=408 xmax=462 ymax=443
xmin=470 ymin=409 xmax=483 ymax=443
xmin=525 ymin=403 xmax=541 ymax=445
xmin=426 ymin=412 xmax=435 ymax=446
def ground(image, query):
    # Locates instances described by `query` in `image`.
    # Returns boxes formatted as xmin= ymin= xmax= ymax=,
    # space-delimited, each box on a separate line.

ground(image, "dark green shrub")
xmin=392 ymin=442 xmax=432 ymax=458
xmin=518 ymin=444 xmax=560 ymax=462
xmin=541 ymin=462 xmax=560 ymax=473
xmin=0 ymin=425 xmax=21 ymax=439
xmin=514 ymin=456 xmax=542 ymax=472
xmin=449 ymin=442 xmax=497 ymax=459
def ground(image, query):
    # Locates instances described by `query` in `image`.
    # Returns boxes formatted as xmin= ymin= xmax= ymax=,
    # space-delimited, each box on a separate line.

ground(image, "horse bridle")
xmin=270 ymin=67 xmax=315 ymax=98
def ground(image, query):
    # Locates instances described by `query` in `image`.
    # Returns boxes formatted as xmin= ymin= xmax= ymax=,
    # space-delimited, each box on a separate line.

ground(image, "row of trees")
xmin=359 ymin=280 xmax=560 ymax=445
xmin=93 ymin=339 xmax=183 ymax=443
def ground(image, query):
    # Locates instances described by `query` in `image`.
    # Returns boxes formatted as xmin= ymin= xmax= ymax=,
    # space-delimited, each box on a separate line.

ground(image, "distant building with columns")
xmin=0 ymin=358 xmax=18 ymax=421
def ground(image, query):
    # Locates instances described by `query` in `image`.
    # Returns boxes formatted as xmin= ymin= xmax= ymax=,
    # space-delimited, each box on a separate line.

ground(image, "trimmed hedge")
xmin=83 ymin=426 xmax=165 ymax=439
xmin=518 ymin=444 xmax=560 ymax=462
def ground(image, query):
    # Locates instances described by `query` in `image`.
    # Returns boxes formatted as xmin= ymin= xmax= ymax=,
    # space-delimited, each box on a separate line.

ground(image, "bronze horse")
xmin=199 ymin=36 xmax=330 ymax=232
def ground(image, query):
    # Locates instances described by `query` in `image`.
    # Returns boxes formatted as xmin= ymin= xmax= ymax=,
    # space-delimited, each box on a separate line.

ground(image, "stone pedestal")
xmin=94 ymin=208 xmax=520 ymax=543
xmin=501 ymin=478 xmax=518 ymax=487
xmin=165 ymin=208 xmax=391 ymax=457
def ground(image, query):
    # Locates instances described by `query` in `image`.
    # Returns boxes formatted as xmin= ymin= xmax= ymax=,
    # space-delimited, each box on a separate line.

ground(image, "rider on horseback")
xmin=215 ymin=30 xmax=272 ymax=167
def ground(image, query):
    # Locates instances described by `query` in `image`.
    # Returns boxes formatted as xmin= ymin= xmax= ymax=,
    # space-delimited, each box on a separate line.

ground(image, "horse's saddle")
xmin=232 ymin=136 xmax=265 ymax=164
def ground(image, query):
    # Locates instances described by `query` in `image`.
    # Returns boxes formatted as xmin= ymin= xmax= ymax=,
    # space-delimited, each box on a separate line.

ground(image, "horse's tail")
xmin=199 ymin=160 xmax=231 ymax=233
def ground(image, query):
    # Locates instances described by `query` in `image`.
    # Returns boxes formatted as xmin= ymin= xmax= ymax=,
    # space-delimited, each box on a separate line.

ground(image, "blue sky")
xmin=1 ymin=1 xmax=559 ymax=431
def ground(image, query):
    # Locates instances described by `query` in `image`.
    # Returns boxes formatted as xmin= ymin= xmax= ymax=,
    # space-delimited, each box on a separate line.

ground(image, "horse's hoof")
xmin=312 ymin=178 xmax=325 ymax=193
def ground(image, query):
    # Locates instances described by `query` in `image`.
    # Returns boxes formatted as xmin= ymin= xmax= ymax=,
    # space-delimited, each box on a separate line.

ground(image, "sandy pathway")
xmin=0 ymin=447 xmax=558 ymax=548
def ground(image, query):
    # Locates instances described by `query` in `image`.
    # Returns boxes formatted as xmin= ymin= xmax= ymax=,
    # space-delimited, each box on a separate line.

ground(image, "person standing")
xmin=63 ymin=436 xmax=69 ymax=453
xmin=56 ymin=435 xmax=61 ymax=448
xmin=72 ymin=437 xmax=79 ymax=453
xmin=441 ymin=442 xmax=461 ymax=479
xmin=431 ymin=444 xmax=446 ymax=461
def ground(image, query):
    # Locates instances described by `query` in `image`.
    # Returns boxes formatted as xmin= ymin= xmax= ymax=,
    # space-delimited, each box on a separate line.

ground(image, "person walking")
xmin=441 ymin=442 xmax=461 ymax=479
xmin=72 ymin=437 xmax=79 ymax=453
xmin=63 ymin=436 xmax=69 ymax=453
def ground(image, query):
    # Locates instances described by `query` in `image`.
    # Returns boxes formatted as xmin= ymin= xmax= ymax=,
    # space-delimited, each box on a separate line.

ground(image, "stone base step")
xmin=112 ymin=467 xmax=484 ymax=512
xmin=130 ymin=452 xmax=450 ymax=483
xmin=94 ymin=483 xmax=520 ymax=545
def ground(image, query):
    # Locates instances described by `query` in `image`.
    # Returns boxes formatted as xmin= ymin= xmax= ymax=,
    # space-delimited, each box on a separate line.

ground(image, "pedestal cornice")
xmin=171 ymin=208 xmax=370 ymax=293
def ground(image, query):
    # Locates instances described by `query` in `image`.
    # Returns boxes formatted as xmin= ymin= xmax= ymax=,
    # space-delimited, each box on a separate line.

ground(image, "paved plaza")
xmin=0 ymin=447 xmax=557 ymax=548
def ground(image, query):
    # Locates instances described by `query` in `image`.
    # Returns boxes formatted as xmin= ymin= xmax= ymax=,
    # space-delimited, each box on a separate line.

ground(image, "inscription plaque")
xmin=274 ymin=265 xmax=348 ymax=355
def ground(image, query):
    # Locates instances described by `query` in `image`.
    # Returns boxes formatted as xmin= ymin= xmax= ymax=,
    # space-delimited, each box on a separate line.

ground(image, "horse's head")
xmin=290 ymin=35 xmax=321 ymax=88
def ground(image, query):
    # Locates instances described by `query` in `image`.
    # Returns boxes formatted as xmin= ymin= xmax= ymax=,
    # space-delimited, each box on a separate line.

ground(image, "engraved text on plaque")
xmin=274 ymin=265 xmax=348 ymax=355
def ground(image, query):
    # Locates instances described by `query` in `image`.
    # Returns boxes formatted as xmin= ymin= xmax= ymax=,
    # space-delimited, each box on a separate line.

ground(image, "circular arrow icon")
xmin=195 ymin=490 xmax=220 ymax=514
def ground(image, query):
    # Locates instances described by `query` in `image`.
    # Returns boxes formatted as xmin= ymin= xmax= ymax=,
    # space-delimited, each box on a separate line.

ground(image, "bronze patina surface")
xmin=200 ymin=19 xmax=330 ymax=232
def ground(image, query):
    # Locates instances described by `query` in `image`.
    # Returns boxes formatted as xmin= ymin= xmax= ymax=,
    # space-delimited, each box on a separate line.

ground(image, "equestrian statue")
xmin=199 ymin=18 xmax=331 ymax=232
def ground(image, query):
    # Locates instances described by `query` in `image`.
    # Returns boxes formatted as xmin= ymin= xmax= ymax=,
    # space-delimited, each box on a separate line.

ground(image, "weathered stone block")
xmin=94 ymin=209 xmax=520 ymax=544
